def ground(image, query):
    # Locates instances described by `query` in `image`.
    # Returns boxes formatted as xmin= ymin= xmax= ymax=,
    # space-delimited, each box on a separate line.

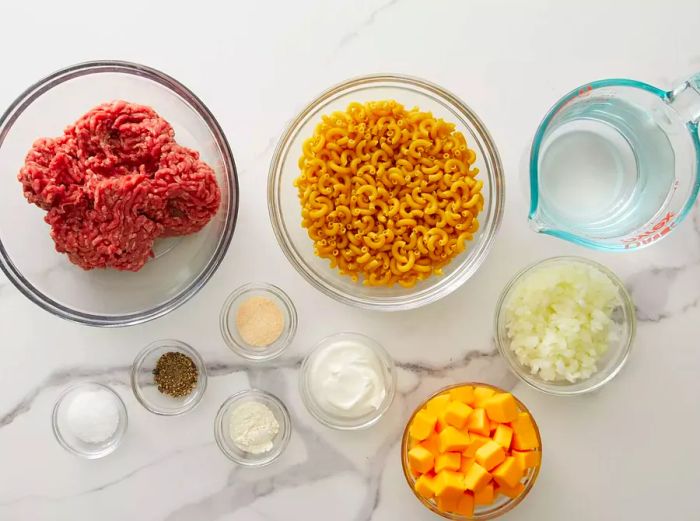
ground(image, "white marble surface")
xmin=1 ymin=1 xmax=699 ymax=519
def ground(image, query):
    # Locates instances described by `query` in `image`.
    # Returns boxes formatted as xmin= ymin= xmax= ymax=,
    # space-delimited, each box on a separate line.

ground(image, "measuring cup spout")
xmin=668 ymin=73 xmax=700 ymax=125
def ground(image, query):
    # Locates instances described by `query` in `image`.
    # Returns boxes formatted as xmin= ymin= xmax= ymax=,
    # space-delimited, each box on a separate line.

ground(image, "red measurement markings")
xmin=621 ymin=212 xmax=676 ymax=249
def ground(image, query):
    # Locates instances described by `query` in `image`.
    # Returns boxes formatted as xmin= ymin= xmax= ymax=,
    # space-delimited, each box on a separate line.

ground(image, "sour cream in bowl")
xmin=300 ymin=332 xmax=396 ymax=430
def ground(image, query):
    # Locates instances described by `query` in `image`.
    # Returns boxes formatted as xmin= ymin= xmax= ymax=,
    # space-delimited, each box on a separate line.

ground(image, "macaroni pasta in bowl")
xmin=295 ymin=100 xmax=483 ymax=288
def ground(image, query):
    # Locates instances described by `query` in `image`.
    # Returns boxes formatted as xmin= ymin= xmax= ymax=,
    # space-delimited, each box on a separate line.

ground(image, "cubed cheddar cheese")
xmin=475 ymin=440 xmax=506 ymax=471
xmin=492 ymin=457 xmax=523 ymax=488
xmin=495 ymin=481 xmax=525 ymax=499
xmin=466 ymin=408 xmax=490 ymax=436
xmin=463 ymin=433 xmax=490 ymax=457
xmin=436 ymin=494 xmax=460 ymax=513
xmin=409 ymin=410 xmax=437 ymax=441
xmin=439 ymin=426 xmax=471 ymax=453
xmin=474 ymin=482 xmax=495 ymax=506
xmin=434 ymin=470 xmax=467 ymax=499
xmin=473 ymin=386 xmax=497 ymax=407
xmin=435 ymin=452 xmax=461 ymax=473
xmin=444 ymin=400 xmax=473 ymax=429
xmin=510 ymin=412 xmax=539 ymax=451
xmin=462 ymin=462 xmax=491 ymax=491
xmin=426 ymin=394 xmax=451 ymax=416
xmin=493 ymin=424 xmax=513 ymax=450
xmin=408 ymin=445 xmax=434 ymax=474
xmin=420 ymin=431 xmax=441 ymax=457
xmin=513 ymin=449 xmax=540 ymax=470
xmin=449 ymin=386 xmax=475 ymax=405
xmin=414 ymin=473 xmax=437 ymax=499
xmin=484 ymin=392 xmax=519 ymax=423
xmin=456 ymin=493 xmax=475 ymax=516
xmin=459 ymin=456 xmax=475 ymax=474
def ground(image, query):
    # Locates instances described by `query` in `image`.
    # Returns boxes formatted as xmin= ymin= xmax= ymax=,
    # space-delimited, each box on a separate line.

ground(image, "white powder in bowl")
xmin=229 ymin=401 xmax=280 ymax=454
xmin=66 ymin=389 xmax=120 ymax=444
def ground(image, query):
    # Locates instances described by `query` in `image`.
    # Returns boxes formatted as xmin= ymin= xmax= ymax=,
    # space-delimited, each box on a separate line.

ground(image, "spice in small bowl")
xmin=214 ymin=389 xmax=291 ymax=466
xmin=52 ymin=382 xmax=128 ymax=459
xmin=131 ymin=339 xmax=208 ymax=415
xmin=220 ymin=283 xmax=297 ymax=361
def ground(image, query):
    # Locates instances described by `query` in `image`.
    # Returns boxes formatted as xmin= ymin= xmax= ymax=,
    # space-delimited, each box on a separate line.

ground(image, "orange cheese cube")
xmin=444 ymin=400 xmax=473 ymax=429
xmin=473 ymin=386 xmax=497 ymax=407
xmin=449 ymin=386 xmax=475 ymax=405
xmin=466 ymin=408 xmax=490 ymax=436
xmin=414 ymin=473 xmax=437 ymax=499
xmin=495 ymin=481 xmax=525 ymax=499
xmin=408 ymin=445 xmax=434 ymax=474
xmin=492 ymin=457 xmax=524 ymax=488
xmin=475 ymin=440 xmax=506 ymax=471
xmin=484 ymin=393 xmax=519 ymax=423
xmin=513 ymin=449 xmax=540 ymax=470
xmin=439 ymin=426 xmax=471 ymax=453
xmin=435 ymin=452 xmax=461 ymax=473
xmin=434 ymin=470 xmax=466 ymax=499
xmin=511 ymin=412 xmax=539 ymax=451
xmin=436 ymin=494 xmax=460 ymax=513
xmin=463 ymin=462 xmax=491 ymax=491
xmin=426 ymin=394 xmax=451 ymax=416
xmin=420 ymin=431 xmax=441 ymax=457
xmin=456 ymin=493 xmax=475 ymax=516
xmin=409 ymin=410 xmax=437 ymax=441
xmin=474 ymin=482 xmax=495 ymax=506
xmin=459 ymin=456 xmax=475 ymax=473
xmin=493 ymin=424 xmax=513 ymax=450
xmin=463 ymin=433 xmax=490 ymax=457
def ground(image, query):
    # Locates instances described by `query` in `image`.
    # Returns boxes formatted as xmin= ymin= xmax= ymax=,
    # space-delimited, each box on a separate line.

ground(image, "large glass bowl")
xmin=268 ymin=75 xmax=504 ymax=310
xmin=0 ymin=61 xmax=238 ymax=326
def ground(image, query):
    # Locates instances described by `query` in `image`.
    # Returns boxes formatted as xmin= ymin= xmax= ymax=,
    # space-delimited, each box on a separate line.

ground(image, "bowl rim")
xmin=299 ymin=331 xmax=397 ymax=430
xmin=130 ymin=338 xmax=208 ymax=416
xmin=52 ymin=381 xmax=128 ymax=459
xmin=213 ymin=388 xmax=292 ymax=467
xmin=400 ymin=382 xmax=542 ymax=520
xmin=219 ymin=281 xmax=298 ymax=361
xmin=493 ymin=256 xmax=637 ymax=396
xmin=0 ymin=60 xmax=239 ymax=327
xmin=267 ymin=73 xmax=505 ymax=311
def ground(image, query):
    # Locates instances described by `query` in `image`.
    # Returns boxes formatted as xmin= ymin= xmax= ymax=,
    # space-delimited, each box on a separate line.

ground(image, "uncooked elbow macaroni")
xmin=294 ymin=100 xmax=483 ymax=287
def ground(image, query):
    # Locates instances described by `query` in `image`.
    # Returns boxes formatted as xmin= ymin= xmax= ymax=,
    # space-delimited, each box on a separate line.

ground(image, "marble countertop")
xmin=1 ymin=1 xmax=699 ymax=519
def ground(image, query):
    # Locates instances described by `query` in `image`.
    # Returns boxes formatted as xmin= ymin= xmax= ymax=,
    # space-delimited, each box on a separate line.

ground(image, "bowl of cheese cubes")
xmin=401 ymin=383 xmax=542 ymax=520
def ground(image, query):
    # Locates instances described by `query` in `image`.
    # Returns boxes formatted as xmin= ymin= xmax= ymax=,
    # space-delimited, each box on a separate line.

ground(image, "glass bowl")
xmin=494 ymin=257 xmax=636 ymax=395
xmin=268 ymin=74 xmax=504 ymax=310
xmin=214 ymin=389 xmax=292 ymax=467
xmin=401 ymin=383 xmax=542 ymax=520
xmin=300 ymin=332 xmax=396 ymax=430
xmin=220 ymin=282 xmax=298 ymax=361
xmin=0 ymin=60 xmax=239 ymax=327
xmin=52 ymin=382 xmax=128 ymax=459
xmin=131 ymin=339 xmax=208 ymax=415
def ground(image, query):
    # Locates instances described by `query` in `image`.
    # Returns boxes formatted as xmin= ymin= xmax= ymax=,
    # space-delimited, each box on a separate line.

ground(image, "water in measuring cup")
xmin=537 ymin=97 xmax=676 ymax=238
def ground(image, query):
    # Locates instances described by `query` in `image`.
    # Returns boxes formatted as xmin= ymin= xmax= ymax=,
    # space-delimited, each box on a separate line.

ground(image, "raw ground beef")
xmin=18 ymin=100 xmax=221 ymax=271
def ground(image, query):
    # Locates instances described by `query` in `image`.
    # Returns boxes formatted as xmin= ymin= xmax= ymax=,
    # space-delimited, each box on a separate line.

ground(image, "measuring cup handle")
xmin=669 ymin=74 xmax=700 ymax=125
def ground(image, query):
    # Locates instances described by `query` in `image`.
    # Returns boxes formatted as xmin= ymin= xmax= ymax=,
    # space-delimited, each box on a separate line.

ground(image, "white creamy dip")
xmin=307 ymin=338 xmax=387 ymax=419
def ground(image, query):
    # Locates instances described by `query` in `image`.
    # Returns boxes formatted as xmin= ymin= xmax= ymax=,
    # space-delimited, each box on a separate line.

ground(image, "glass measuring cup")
xmin=529 ymin=74 xmax=700 ymax=250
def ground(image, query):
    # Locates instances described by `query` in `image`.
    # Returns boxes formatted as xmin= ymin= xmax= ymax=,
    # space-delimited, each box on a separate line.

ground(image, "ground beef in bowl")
xmin=18 ymin=100 xmax=221 ymax=271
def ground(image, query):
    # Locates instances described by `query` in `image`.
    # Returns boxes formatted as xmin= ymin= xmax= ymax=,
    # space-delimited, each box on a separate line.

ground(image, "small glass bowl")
xmin=495 ymin=256 xmax=636 ymax=395
xmin=401 ymin=383 xmax=542 ymax=520
xmin=268 ymin=74 xmax=505 ymax=311
xmin=214 ymin=389 xmax=292 ymax=467
xmin=220 ymin=282 xmax=298 ymax=361
xmin=300 ymin=332 xmax=396 ymax=430
xmin=131 ymin=339 xmax=208 ymax=415
xmin=52 ymin=382 xmax=128 ymax=459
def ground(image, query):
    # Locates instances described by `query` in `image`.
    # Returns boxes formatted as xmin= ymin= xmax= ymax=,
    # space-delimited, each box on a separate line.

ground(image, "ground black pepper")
xmin=153 ymin=351 xmax=198 ymax=398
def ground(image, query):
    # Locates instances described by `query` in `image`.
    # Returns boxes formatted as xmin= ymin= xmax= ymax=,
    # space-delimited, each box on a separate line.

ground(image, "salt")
xmin=66 ymin=389 xmax=120 ymax=444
